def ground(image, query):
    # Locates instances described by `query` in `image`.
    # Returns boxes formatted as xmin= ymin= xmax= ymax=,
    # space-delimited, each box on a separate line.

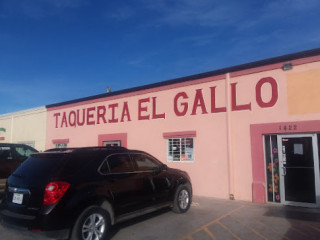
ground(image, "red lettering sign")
xmin=231 ymin=83 xmax=252 ymax=111
xmin=138 ymin=98 xmax=150 ymax=120
xmin=77 ymin=109 xmax=85 ymax=126
xmin=256 ymin=77 xmax=278 ymax=108
xmin=152 ymin=97 xmax=165 ymax=119
xmin=52 ymin=76 xmax=279 ymax=128
xmin=97 ymin=106 xmax=107 ymax=124
xmin=54 ymin=113 xmax=60 ymax=128
xmin=108 ymin=104 xmax=119 ymax=123
xmin=210 ymin=86 xmax=226 ymax=113
xmin=87 ymin=107 xmax=96 ymax=125
xmin=61 ymin=112 xmax=68 ymax=128
xmin=191 ymin=89 xmax=208 ymax=115
xmin=174 ymin=92 xmax=188 ymax=116
xmin=121 ymin=102 xmax=131 ymax=122
xmin=69 ymin=111 xmax=76 ymax=127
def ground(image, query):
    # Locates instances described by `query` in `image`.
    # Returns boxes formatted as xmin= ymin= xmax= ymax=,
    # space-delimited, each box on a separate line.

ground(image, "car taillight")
xmin=43 ymin=181 xmax=70 ymax=205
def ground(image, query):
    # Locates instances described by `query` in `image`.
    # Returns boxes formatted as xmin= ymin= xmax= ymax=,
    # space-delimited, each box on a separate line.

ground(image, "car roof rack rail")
xmin=45 ymin=146 xmax=127 ymax=153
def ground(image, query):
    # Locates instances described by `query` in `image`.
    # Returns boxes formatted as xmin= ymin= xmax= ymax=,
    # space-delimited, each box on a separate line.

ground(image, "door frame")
xmin=277 ymin=133 xmax=320 ymax=207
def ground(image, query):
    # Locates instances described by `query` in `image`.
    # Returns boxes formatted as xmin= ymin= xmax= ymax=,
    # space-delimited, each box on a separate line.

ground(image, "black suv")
xmin=0 ymin=147 xmax=192 ymax=240
xmin=0 ymin=143 xmax=38 ymax=193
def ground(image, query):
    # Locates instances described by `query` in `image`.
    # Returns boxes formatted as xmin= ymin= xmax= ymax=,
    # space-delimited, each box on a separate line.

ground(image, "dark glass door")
xmin=278 ymin=134 xmax=320 ymax=206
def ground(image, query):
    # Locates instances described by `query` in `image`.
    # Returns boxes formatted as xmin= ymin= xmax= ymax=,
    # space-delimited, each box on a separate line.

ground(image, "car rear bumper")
xmin=0 ymin=209 xmax=70 ymax=239
xmin=0 ymin=179 xmax=6 ymax=192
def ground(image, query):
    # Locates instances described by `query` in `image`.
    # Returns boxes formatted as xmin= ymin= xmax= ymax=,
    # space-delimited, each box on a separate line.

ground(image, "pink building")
xmin=46 ymin=49 xmax=320 ymax=208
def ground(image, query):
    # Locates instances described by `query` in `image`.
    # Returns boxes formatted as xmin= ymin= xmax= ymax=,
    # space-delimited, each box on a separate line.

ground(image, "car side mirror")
xmin=152 ymin=164 xmax=167 ymax=174
xmin=161 ymin=164 xmax=168 ymax=171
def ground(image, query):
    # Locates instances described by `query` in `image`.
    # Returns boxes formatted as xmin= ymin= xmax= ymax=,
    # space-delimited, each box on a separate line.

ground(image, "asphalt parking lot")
xmin=1 ymin=196 xmax=320 ymax=240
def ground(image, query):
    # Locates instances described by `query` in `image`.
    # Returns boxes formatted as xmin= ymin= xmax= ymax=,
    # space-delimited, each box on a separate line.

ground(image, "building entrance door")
xmin=277 ymin=134 xmax=320 ymax=207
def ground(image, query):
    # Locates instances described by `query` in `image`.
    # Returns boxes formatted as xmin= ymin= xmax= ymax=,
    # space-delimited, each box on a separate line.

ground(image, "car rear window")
xmin=13 ymin=153 xmax=68 ymax=180
xmin=14 ymin=151 xmax=107 ymax=180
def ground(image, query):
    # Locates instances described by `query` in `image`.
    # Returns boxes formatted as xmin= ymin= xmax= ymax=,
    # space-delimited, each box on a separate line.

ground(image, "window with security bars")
xmin=55 ymin=143 xmax=68 ymax=148
xmin=167 ymin=137 xmax=194 ymax=162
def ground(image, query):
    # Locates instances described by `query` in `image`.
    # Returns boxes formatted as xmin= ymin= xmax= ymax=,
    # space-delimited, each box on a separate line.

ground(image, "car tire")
xmin=172 ymin=184 xmax=192 ymax=213
xmin=71 ymin=206 xmax=111 ymax=240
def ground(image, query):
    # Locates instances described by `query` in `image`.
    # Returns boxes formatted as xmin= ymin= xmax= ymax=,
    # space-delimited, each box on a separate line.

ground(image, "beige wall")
xmin=0 ymin=107 xmax=46 ymax=151
xmin=287 ymin=68 xmax=320 ymax=114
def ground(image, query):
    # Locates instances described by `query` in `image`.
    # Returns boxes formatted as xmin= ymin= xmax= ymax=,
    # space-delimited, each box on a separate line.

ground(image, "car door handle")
xmin=282 ymin=167 xmax=286 ymax=176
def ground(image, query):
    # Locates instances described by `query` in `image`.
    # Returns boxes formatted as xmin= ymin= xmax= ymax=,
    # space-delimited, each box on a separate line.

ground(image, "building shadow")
xmin=264 ymin=205 xmax=320 ymax=222
xmin=263 ymin=205 xmax=320 ymax=239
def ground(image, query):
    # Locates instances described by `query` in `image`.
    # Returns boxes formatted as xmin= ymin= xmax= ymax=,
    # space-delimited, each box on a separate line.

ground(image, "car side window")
xmin=131 ymin=154 xmax=160 ymax=171
xmin=15 ymin=146 xmax=34 ymax=158
xmin=102 ymin=154 xmax=133 ymax=174
xmin=0 ymin=147 xmax=12 ymax=161
xmin=25 ymin=146 xmax=37 ymax=156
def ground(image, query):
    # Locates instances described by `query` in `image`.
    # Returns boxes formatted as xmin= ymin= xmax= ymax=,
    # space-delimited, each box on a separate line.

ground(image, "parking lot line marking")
xmin=178 ymin=205 xmax=245 ymax=240
xmin=217 ymin=221 xmax=242 ymax=240
xmin=255 ymin=220 xmax=290 ymax=240
xmin=203 ymin=227 xmax=217 ymax=240
xmin=228 ymin=214 xmax=268 ymax=240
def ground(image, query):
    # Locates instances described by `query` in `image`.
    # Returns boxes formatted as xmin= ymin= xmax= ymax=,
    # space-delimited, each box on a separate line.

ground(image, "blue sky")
xmin=0 ymin=0 xmax=319 ymax=114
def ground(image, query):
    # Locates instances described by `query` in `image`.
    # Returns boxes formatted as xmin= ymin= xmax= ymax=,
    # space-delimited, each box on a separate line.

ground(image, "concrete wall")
xmin=0 ymin=107 xmax=47 ymax=151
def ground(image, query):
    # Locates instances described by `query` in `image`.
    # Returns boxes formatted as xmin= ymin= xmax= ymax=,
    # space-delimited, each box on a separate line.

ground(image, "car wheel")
xmin=71 ymin=206 xmax=111 ymax=240
xmin=172 ymin=184 xmax=192 ymax=213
